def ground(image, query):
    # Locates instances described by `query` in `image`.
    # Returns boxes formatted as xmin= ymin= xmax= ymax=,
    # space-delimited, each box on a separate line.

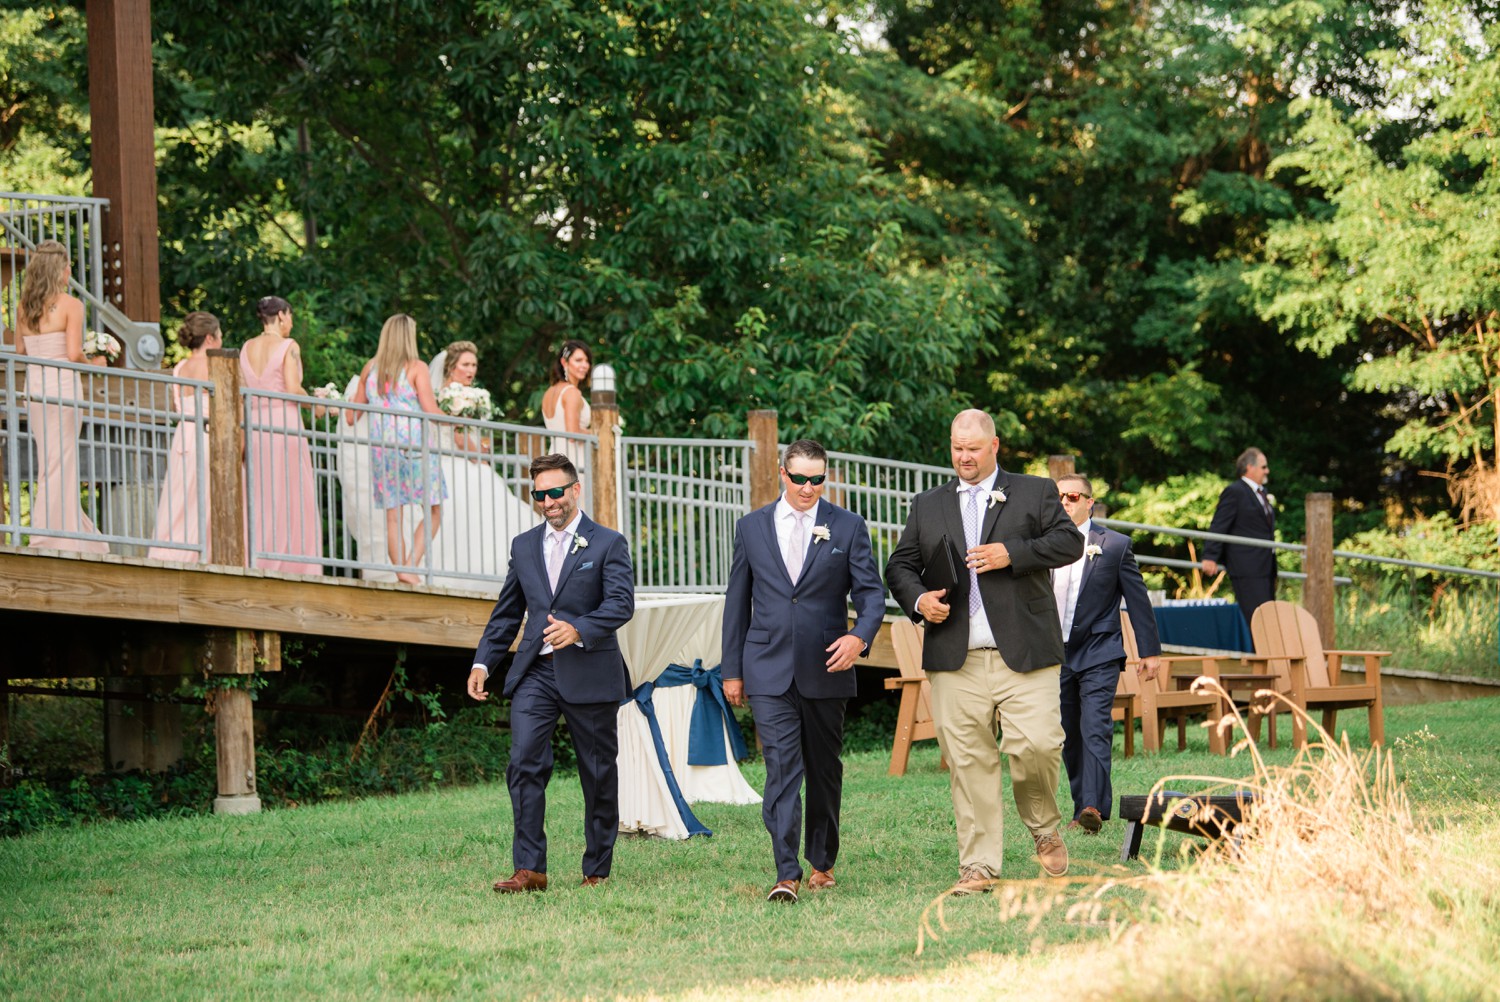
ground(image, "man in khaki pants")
xmin=885 ymin=410 xmax=1083 ymax=892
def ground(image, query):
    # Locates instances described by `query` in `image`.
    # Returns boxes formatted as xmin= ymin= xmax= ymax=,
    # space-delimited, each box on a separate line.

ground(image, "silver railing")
xmin=242 ymin=385 xmax=592 ymax=590
xmin=821 ymin=450 xmax=953 ymax=594
xmin=0 ymin=192 xmax=164 ymax=369
xmin=622 ymin=436 xmax=753 ymax=591
xmin=0 ymin=352 xmax=210 ymax=557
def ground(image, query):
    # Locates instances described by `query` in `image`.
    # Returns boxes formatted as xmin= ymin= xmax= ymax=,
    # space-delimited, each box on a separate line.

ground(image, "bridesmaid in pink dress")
xmin=11 ymin=240 xmax=109 ymax=554
xmin=239 ymin=296 xmax=322 ymax=575
xmin=147 ymin=312 xmax=221 ymax=562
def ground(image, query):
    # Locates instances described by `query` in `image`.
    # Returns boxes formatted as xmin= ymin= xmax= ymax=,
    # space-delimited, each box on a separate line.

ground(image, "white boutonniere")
xmin=572 ymin=534 xmax=589 ymax=554
xmin=1085 ymin=543 xmax=1103 ymax=561
xmin=988 ymin=489 xmax=1007 ymax=509
xmin=810 ymin=524 xmax=831 ymax=544
xmin=1265 ymin=493 xmax=1276 ymax=508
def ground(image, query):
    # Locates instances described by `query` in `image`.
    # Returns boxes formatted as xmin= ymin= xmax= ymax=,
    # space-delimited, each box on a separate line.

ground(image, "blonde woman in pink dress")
xmin=147 ymin=311 xmax=221 ymax=562
xmin=239 ymin=295 xmax=322 ymax=574
xmin=11 ymin=240 xmax=108 ymax=554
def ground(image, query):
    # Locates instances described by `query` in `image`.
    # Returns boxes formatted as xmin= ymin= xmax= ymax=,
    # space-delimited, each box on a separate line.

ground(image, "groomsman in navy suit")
xmin=722 ymin=439 xmax=886 ymax=903
xmin=1052 ymin=474 xmax=1160 ymax=834
xmin=468 ymin=453 xmax=635 ymax=893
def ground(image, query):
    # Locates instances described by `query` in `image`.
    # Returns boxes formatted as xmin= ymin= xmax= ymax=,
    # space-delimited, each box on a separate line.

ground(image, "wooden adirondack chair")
xmin=1246 ymin=601 xmax=1387 ymax=749
xmin=885 ymin=618 xmax=947 ymax=776
xmin=1122 ymin=611 xmax=1228 ymax=755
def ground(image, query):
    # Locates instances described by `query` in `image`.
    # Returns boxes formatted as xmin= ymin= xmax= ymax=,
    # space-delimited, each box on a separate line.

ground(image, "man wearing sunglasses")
xmin=1051 ymin=474 xmax=1160 ymax=836
xmin=468 ymin=454 xmax=635 ymax=893
xmin=885 ymin=409 xmax=1083 ymax=892
xmin=722 ymin=439 xmax=886 ymax=903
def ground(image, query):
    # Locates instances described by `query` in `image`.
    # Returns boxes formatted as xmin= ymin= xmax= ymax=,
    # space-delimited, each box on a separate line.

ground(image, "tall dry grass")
xmin=895 ymin=684 xmax=1500 ymax=1001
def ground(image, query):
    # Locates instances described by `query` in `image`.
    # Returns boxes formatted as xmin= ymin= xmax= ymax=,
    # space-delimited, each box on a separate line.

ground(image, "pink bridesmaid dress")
xmin=23 ymin=331 xmax=109 ymax=554
xmin=147 ymin=361 xmax=210 ymax=562
xmin=239 ymin=339 xmax=322 ymax=574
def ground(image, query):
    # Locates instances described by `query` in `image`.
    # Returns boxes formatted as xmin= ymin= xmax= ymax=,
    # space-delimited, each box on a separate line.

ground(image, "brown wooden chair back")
xmin=1250 ymin=600 xmax=1331 ymax=689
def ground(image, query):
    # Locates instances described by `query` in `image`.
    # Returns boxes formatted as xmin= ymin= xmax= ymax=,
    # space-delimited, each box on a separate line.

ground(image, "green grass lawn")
xmin=2 ymin=697 xmax=1496 ymax=1001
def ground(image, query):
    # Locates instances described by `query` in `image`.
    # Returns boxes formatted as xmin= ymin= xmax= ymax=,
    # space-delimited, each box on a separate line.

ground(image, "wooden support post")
xmin=1304 ymin=492 xmax=1335 ymax=648
xmin=208 ymin=349 xmax=245 ymax=566
xmin=87 ymin=0 xmax=161 ymax=323
xmin=104 ymin=677 xmax=144 ymax=771
xmin=589 ymin=403 xmax=621 ymax=530
xmin=1047 ymin=455 xmax=1076 ymax=480
xmin=748 ymin=410 xmax=780 ymax=510
xmin=207 ymin=629 xmax=281 ymax=815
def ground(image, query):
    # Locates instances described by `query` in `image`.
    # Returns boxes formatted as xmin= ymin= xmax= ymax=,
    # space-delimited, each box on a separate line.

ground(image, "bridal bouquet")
xmin=84 ymin=330 xmax=122 ymax=363
xmin=438 ymin=383 xmax=494 ymax=421
xmin=312 ymin=382 xmax=344 ymax=400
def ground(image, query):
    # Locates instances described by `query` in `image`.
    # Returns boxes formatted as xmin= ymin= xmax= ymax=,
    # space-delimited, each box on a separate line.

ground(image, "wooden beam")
xmin=748 ymin=410 xmax=779 ymax=510
xmin=207 ymin=349 xmax=246 ymax=566
xmin=87 ymin=0 xmax=161 ymax=323
xmin=0 ymin=549 xmax=493 ymax=648
xmin=1047 ymin=455 xmax=1076 ymax=480
xmin=1304 ymin=492 xmax=1335 ymax=647
xmin=589 ymin=403 xmax=621 ymax=529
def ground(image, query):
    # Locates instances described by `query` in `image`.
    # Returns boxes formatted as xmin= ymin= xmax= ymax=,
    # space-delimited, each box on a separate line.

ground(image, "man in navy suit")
xmin=1052 ymin=474 xmax=1161 ymax=834
xmin=1201 ymin=447 xmax=1277 ymax=628
xmin=722 ymin=439 xmax=886 ymax=903
xmin=467 ymin=453 xmax=635 ymax=893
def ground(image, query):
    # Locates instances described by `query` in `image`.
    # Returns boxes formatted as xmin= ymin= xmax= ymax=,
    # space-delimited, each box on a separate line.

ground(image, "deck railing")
xmin=0 ymin=191 xmax=165 ymax=369
xmin=621 ymin=436 xmax=752 ymax=592
xmin=0 ymin=353 xmax=208 ymax=557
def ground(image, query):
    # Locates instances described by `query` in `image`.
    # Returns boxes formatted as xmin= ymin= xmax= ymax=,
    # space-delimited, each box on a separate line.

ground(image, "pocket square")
xmin=579 ymin=561 xmax=594 ymax=570
xmin=831 ymin=547 xmax=844 ymax=555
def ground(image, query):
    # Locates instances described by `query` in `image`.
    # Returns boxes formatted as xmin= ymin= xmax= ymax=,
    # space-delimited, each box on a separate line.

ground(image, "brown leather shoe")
xmin=1033 ymin=831 xmax=1069 ymax=877
xmin=951 ymin=864 xmax=995 ymax=896
xmin=1078 ymin=806 xmax=1104 ymax=834
xmin=580 ymin=875 xmax=607 ymax=887
xmin=808 ymin=869 xmax=836 ymax=890
xmin=493 ymin=869 xmax=548 ymax=893
xmin=767 ymin=879 xmax=800 ymax=903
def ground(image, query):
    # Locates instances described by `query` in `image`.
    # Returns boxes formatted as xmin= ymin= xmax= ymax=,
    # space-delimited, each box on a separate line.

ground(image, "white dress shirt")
xmin=472 ymin=510 xmax=584 ymax=676
xmin=962 ymin=469 xmax=1000 ymax=650
xmin=774 ymin=495 xmax=815 ymax=575
xmin=1052 ymin=518 xmax=1090 ymax=639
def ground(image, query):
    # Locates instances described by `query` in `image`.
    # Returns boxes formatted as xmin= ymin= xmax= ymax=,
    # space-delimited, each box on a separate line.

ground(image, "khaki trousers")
xmin=927 ymin=649 xmax=1064 ymax=876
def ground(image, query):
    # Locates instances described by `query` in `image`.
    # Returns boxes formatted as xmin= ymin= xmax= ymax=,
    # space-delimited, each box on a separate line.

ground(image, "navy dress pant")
xmin=749 ymin=682 xmax=846 ymax=883
xmin=1059 ymin=656 xmax=1125 ymax=820
xmin=507 ymin=656 xmax=620 ymax=878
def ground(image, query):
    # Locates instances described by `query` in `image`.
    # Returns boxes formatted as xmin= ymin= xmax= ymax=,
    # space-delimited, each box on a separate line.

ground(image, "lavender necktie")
xmin=548 ymin=529 xmax=567 ymax=592
xmin=964 ymin=486 xmax=983 ymax=616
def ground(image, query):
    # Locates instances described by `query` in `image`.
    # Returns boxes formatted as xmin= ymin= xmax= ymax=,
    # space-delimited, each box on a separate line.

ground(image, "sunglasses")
xmin=531 ymin=481 xmax=578 ymax=501
xmin=1058 ymin=491 xmax=1091 ymax=503
xmin=785 ymin=472 xmax=827 ymax=486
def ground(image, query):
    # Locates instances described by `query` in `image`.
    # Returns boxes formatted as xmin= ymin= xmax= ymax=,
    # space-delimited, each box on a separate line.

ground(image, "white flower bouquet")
xmin=84 ymin=330 xmax=122 ymax=363
xmin=312 ymin=382 xmax=344 ymax=400
xmin=437 ymin=383 xmax=494 ymax=421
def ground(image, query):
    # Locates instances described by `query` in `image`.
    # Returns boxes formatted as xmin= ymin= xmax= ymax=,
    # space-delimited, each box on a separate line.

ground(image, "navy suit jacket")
xmin=886 ymin=470 xmax=1083 ymax=673
xmin=472 ymin=512 xmax=635 ymax=704
xmin=1202 ymin=479 xmax=1277 ymax=579
xmin=1060 ymin=524 xmax=1161 ymax=672
xmin=721 ymin=499 xmax=886 ymax=700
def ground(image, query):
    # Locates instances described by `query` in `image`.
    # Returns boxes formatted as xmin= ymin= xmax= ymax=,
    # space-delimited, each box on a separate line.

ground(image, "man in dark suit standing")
xmin=886 ymin=410 xmax=1083 ymax=892
xmin=1052 ymin=474 xmax=1161 ymax=835
xmin=1201 ymin=447 xmax=1277 ymax=628
xmin=468 ymin=453 xmax=635 ymax=893
xmin=722 ymin=439 xmax=886 ymax=904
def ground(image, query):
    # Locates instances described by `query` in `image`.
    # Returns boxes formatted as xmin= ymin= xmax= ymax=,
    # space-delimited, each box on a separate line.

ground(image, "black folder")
xmin=921 ymin=534 xmax=964 ymax=599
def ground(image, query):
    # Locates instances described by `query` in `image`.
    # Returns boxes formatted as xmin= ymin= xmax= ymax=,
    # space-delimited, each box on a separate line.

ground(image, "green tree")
xmin=1248 ymin=0 xmax=1500 ymax=527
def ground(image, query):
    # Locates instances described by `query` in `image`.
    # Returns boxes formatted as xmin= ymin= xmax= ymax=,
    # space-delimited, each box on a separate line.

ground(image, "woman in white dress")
xmin=423 ymin=341 xmax=539 ymax=590
xmin=541 ymin=339 xmax=592 ymax=477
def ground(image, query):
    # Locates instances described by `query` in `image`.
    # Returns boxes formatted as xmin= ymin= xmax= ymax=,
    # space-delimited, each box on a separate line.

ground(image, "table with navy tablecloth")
xmin=1151 ymin=601 xmax=1254 ymax=653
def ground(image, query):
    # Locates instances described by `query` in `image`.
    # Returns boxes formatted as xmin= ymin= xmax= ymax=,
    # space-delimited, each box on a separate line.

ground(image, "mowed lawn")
xmin=2 ymin=696 xmax=1496 ymax=1001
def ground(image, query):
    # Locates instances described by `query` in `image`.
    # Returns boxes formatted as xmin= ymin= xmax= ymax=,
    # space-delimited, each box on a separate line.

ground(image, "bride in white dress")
xmin=422 ymin=342 xmax=540 ymax=589
xmin=541 ymin=338 xmax=592 ymax=478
